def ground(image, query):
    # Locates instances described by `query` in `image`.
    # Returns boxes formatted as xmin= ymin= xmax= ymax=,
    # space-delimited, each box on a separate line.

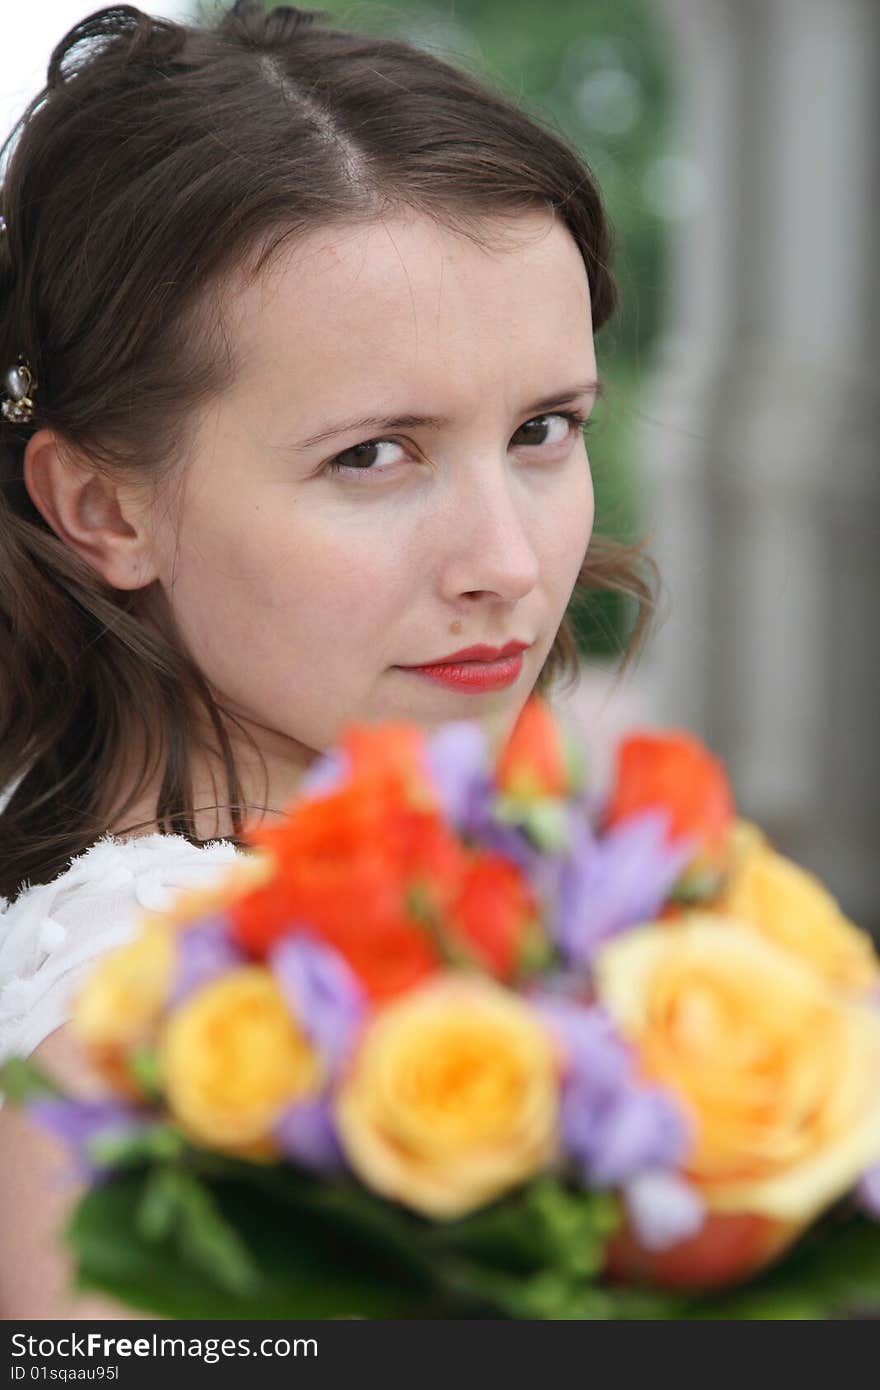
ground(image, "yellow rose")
xmin=158 ymin=966 xmax=324 ymax=1153
xmin=718 ymin=819 xmax=879 ymax=994
xmin=594 ymin=914 xmax=880 ymax=1226
xmin=334 ymin=974 xmax=560 ymax=1219
xmin=72 ymin=923 xmax=176 ymax=1053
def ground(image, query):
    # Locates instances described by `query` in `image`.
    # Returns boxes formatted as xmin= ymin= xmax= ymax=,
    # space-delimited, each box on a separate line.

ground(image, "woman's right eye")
xmin=323 ymin=437 xmax=408 ymax=478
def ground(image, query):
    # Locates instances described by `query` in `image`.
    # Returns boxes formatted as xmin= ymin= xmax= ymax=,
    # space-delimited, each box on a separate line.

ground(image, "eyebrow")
xmin=285 ymin=379 xmax=603 ymax=452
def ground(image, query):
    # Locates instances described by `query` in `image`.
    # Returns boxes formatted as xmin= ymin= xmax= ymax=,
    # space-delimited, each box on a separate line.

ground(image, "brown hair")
xmin=0 ymin=1 xmax=659 ymax=902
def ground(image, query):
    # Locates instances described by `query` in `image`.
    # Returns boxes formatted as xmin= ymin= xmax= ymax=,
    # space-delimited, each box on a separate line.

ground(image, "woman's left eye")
xmin=511 ymin=410 xmax=591 ymax=448
xmin=323 ymin=410 xmax=591 ymax=480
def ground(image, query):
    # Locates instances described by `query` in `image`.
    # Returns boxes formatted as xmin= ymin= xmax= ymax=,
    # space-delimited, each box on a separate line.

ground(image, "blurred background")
xmin=3 ymin=1 xmax=877 ymax=928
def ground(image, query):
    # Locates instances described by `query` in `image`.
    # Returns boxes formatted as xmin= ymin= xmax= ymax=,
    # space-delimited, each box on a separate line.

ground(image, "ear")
xmin=22 ymin=428 xmax=160 ymax=591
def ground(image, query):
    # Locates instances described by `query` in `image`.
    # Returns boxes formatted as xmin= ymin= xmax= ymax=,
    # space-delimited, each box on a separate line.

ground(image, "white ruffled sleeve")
xmin=0 ymin=833 xmax=247 ymax=1084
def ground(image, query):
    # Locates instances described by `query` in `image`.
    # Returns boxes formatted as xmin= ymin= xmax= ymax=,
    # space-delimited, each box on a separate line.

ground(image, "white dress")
xmin=0 ymin=833 xmax=247 ymax=1094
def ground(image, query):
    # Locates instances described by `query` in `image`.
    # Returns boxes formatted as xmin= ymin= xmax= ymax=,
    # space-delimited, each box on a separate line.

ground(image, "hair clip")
xmin=2 ymin=358 xmax=38 ymax=424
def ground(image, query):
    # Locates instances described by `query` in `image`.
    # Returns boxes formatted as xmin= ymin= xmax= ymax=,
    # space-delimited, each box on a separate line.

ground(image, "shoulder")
xmin=0 ymin=833 xmax=247 ymax=1071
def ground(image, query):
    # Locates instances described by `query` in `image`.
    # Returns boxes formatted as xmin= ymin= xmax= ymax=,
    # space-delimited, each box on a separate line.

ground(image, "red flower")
xmin=232 ymin=750 xmax=469 ymax=1003
xmin=604 ymin=1210 xmax=802 ymax=1291
xmin=494 ymin=696 xmax=571 ymax=798
xmin=339 ymin=721 xmax=438 ymax=809
xmin=447 ymin=853 xmax=542 ymax=980
xmin=603 ymin=730 xmax=735 ymax=875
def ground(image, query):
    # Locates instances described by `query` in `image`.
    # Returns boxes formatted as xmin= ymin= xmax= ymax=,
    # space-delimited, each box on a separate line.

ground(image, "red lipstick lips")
xmin=397 ymin=640 xmax=530 ymax=693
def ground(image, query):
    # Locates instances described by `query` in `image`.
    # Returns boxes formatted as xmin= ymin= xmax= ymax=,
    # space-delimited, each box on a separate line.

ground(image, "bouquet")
xmin=3 ymin=696 xmax=880 ymax=1320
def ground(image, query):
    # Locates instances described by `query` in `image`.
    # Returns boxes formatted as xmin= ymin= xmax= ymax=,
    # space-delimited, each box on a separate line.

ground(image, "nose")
xmin=434 ymin=458 xmax=542 ymax=605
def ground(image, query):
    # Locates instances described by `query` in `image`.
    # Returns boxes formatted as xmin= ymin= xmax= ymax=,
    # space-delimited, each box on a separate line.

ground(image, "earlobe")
xmin=22 ymin=428 xmax=159 ymax=591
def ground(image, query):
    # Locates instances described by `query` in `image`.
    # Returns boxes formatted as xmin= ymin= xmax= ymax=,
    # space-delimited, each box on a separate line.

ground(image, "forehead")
xmin=225 ymin=209 xmax=596 ymax=407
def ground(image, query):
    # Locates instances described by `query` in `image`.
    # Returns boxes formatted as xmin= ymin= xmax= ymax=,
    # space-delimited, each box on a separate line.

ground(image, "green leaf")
xmin=440 ymin=1263 xmax=585 ymax=1320
xmin=492 ymin=794 xmax=570 ymax=852
xmin=513 ymin=922 xmax=558 ymax=981
xmin=127 ymin=1048 xmax=163 ymax=1101
xmin=86 ymin=1123 xmax=186 ymax=1171
xmin=426 ymin=1175 xmax=622 ymax=1316
xmin=136 ymin=1167 xmax=179 ymax=1243
xmin=63 ymin=1149 xmax=880 ymax=1319
xmin=503 ymin=1273 xmax=644 ymax=1321
xmin=406 ymin=882 xmax=484 ymax=971
xmin=522 ymin=801 xmax=570 ymax=852
xmin=66 ymin=1165 xmax=435 ymax=1319
xmin=526 ymin=1176 xmax=620 ymax=1276
xmin=155 ymin=1168 xmax=262 ymax=1299
xmin=0 ymin=1057 xmax=65 ymax=1105
xmin=670 ymin=867 xmax=725 ymax=905
xmin=215 ymin=1157 xmax=444 ymax=1292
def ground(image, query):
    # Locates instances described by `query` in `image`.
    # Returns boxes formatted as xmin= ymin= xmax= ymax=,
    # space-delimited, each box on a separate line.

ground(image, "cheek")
xmin=154 ymin=495 xmax=399 ymax=677
xmin=539 ymin=458 xmax=595 ymax=595
xmin=570 ymin=460 xmax=595 ymax=562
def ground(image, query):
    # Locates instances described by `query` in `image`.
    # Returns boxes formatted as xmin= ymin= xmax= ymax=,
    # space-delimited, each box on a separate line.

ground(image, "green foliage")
xmin=492 ymin=792 xmax=571 ymax=852
xmin=63 ymin=1146 xmax=880 ymax=1319
xmin=0 ymin=1056 xmax=64 ymax=1104
xmin=67 ymin=1160 xmax=435 ymax=1319
xmin=86 ymin=1123 xmax=188 ymax=1171
xmin=136 ymin=1167 xmax=262 ymax=1297
xmin=127 ymin=1046 xmax=164 ymax=1101
xmin=426 ymin=1175 xmax=624 ymax=1318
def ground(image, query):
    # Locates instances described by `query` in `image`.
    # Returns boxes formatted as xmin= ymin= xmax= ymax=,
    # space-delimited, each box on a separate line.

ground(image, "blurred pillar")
xmin=641 ymin=0 xmax=880 ymax=925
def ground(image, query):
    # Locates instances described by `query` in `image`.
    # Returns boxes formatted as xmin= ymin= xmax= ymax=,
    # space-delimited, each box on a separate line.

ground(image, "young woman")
xmin=0 ymin=2 xmax=657 ymax=1316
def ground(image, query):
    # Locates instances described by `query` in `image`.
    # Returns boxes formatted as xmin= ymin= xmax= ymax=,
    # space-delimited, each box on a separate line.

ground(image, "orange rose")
xmin=717 ymin=819 xmax=880 ymax=995
xmin=604 ymin=730 xmax=735 ymax=882
xmin=494 ymin=696 xmax=578 ymax=798
xmin=334 ymin=974 xmax=560 ymax=1218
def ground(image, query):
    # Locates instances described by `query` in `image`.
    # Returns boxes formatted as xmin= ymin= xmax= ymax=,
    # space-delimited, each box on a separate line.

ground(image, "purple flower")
xmin=554 ymin=810 xmax=698 ymax=967
xmin=275 ymin=1096 xmax=346 ymax=1174
xmin=423 ymin=721 xmax=491 ymax=830
xmin=857 ymin=1163 xmax=880 ymax=1219
xmin=298 ymin=749 xmax=352 ymax=801
xmin=26 ymin=1098 xmax=146 ymax=1182
xmin=452 ymin=781 xmax=577 ymax=920
xmin=537 ymin=996 xmax=632 ymax=1090
xmin=623 ymin=1170 xmax=706 ymax=1251
xmin=472 ymin=801 xmax=551 ymax=876
xmin=534 ymin=995 xmax=691 ymax=1189
xmin=170 ymin=913 xmax=246 ymax=1007
xmin=423 ymin=718 xmax=558 ymax=864
xmin=562 ymin=1081 xmax=690 ymax=1187
xmin=423 ymin=720 xmax=593 ymax=930
xmin=269 ymin=934 xmax=366 ymax=1074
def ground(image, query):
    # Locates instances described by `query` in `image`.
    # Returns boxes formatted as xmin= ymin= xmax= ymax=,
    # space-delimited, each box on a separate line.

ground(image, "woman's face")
xmin=145 ymin=208 xmax=598 ymax=804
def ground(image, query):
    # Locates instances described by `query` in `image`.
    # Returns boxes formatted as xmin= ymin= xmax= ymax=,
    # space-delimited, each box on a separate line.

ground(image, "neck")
xmin=104 ymin=727 xmax=319 ymax=844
